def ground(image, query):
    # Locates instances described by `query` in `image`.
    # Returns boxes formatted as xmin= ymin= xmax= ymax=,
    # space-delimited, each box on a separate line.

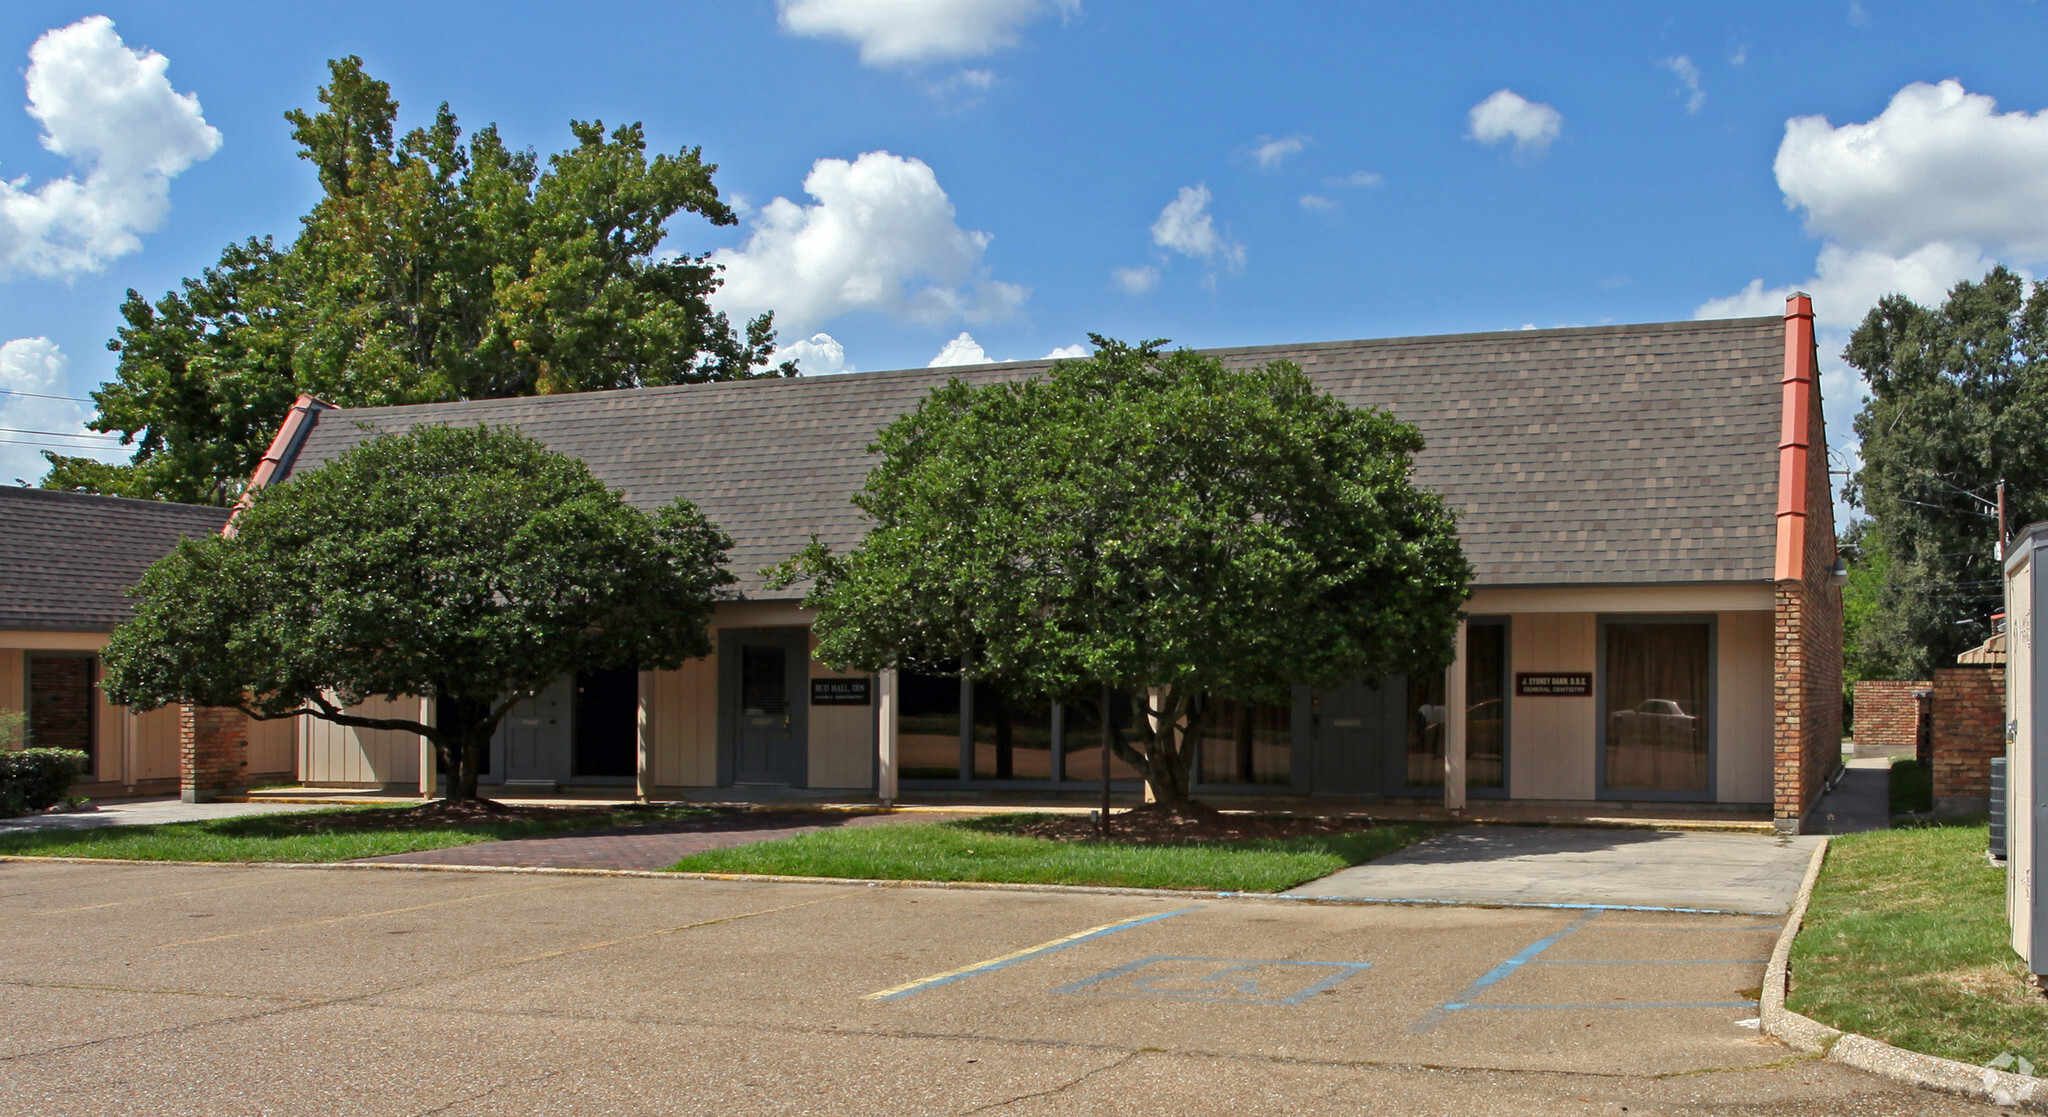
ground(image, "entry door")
xmin=1309 ymin=677 xmax=1394 ymax=796
xmin=721 ymin=628 xmax=809 ymax=786
xmin=499 ymin=676 xmax=573 ymax=784
xmin=573 ymin=669 xmax=639 ymax=779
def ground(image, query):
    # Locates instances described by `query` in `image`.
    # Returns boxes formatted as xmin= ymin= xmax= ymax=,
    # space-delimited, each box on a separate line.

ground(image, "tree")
xmin=772 ymin=338 xmax=1471 ymax=808
xmin=1845 ymin=266 xmax=2048 ymax=677
xmin=45 ymin=57 xmax=791 ymax=506
xmin=99 ymin=425 xmax=734 ymax=802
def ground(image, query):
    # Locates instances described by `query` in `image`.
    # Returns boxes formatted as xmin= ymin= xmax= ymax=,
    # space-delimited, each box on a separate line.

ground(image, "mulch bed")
xmin=991 ymin=808 xmax=1384 ymax=844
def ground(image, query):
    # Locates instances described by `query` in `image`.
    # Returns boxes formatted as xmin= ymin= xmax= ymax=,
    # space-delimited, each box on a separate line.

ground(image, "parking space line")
xmin=864 ymin=905 xmax=1204 ymax=1002
xmin=1407 ymin=910 xmax=1600 ymax=1033
xmin=1451 ymin=1000 xmax=1759 ymax=1011
xmin=1533 ymin=958 xmax=1768 ymax=965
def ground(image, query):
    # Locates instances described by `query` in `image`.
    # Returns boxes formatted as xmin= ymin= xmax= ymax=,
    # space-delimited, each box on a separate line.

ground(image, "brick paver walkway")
xmin=354 ymin=810 xmax=973 ymax=871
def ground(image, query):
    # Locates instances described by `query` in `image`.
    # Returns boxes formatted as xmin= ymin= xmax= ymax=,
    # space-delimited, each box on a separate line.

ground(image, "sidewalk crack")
xmin=959 ymin=1050 xmax=1142 ymax=1114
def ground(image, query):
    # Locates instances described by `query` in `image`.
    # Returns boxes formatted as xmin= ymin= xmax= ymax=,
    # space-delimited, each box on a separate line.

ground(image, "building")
xmin=0 ymin=487 xmax=293 ymax=800
xmin=210 ymin=295 xmax=1843 ymax=831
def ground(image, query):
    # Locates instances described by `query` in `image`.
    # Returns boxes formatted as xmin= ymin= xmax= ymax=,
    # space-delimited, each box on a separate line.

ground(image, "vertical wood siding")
xmin=131 ymin=704 xmax=182 ymax=782
xmin=0 ymin=649 xmax=21 ymax=721
xmin=807 ymin=630 xmax=873 ymax=789
xmin=301 ymin=695 xmax=421 ymax=785
xmin=1716 ymin=610 xmax=1775 ymax=804
xmin=247 ymin=714 xmax=298 ymax=779
xmin=1506 ymin=614 xmax=1597 ymax=800
xmin=644 ymin=658 xmax=717 ymax=787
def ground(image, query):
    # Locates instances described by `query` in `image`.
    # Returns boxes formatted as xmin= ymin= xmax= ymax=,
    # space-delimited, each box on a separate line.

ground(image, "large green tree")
xmin=46 ymin=58 xmax=790 ymax=506
xmin=100 ymin=425 xmax=734 ymax=801
xmin=1846 ymin=265 xmax=2048 ymax=678
xmin=773 ymin=338 xmax=1471 ymax=808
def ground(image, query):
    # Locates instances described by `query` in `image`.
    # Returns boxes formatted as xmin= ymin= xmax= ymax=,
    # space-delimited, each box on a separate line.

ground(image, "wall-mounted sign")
xmin=810 ymin=678 xmax=872 ymax=706
xmin=1516 ymin=672 xmax=1591 ymax=696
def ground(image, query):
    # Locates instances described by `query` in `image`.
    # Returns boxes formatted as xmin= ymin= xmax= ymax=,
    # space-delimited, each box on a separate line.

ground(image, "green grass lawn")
xmin=667 ymin=814 xmax=1438 ymax=892
xmin=1790 ymin=822 xmax=2043 ymax=1066
xmin=0 ymin=803 xmax=710 ymax=863
xmin=1888 ymin=757 xmax=1932 ymax=816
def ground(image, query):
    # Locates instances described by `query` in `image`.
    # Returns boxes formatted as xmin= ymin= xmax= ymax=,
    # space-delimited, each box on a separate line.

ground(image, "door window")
xmin=740 ymin=645 xmax=787 ymax=718
xmin=1466 ymin=621 xmax=1507 ymax=791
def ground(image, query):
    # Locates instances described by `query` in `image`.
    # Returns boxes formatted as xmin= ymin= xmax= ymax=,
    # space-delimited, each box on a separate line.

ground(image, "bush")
xmin=0 ymin=748 xmax=89 ymax=817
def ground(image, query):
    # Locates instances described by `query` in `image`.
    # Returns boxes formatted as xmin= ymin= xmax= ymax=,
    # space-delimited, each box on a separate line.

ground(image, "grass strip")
xmin=1789 ymin=822 xmax=2043 ymax=1066
xmin=0 ymin=804 xmax=710 ymax=863
xmin=667 ymin=814 xmax=1437 ymax=892
xmin=1888 ymin=758 xmax=1932 ymax=817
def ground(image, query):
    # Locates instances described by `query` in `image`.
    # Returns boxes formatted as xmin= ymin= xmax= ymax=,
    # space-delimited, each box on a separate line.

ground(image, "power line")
xmin=0 ymin=425 xmax=122 ymax=441
xmin=0 ymin=387 xmax=92 ymax=403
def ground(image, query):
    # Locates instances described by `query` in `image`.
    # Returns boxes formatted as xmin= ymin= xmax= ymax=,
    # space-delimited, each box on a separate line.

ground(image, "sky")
xmin=6 ymin=1 xmax=2048 ymax=512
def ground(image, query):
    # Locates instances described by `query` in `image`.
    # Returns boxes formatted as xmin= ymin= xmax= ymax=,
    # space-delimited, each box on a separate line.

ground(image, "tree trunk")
xmin=1139 ymin=689 xmax=1195 ymax=808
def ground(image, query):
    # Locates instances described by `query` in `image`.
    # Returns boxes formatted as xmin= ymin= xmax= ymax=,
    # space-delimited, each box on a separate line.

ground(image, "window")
xmin=972 ymin=680 xmax=1054 ymax=780
xmin=27 ymin=652 xmax=95 ymax=770
xmin=1603 ymin=620 xmax=1712 ymax=795
xmin=1192 ymin=696 xmax=1291 ymax=785
xmin=1404 ymin=671 xmax=1446 ymax=788
xmin=1466 ymin=620 xmax=1507 ymax=791
xmin=1059 ymin=688 xmax=1146 ymax=783
xmin=897 ymin=671 xmax=963 ymax=779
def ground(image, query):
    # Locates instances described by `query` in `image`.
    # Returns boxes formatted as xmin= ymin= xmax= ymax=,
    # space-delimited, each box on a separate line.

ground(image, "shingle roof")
xmin=281 ymin=316 xmax=1789 ymax=596
xmin=0 ymin=487 xmax=231 ymax=631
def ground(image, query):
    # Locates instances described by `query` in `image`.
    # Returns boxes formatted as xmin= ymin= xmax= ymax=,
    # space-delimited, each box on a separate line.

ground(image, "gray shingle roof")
xmin=281 ymin=316 xmax=1789 ymax=596
xmin=0 ymin=487 xmax=231 ymax=631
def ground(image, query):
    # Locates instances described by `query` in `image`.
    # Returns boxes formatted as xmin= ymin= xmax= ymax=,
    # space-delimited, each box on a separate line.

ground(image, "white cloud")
xmin=1661 ymin=55 xmax=1705 ymax=114
xmin=1044 ymin=343 xmax=1087 ymax=359
xmin=1299 ymin=194 xmax=1337 ymax=211
xmin=1729 ymin=42 xmax=1749 ymax=68
xmin=709 ymin=150 xmax=1026 ymax=335
xmin=1694 ymin=79 xmax=2048 ymax=524
xmin=1326 ymin=170 xmax=1383 ymax=188
xmin=0 ymin=17 xmax=221 ymax=280
xmin=0 ymin=338 xmax=120 ymax=485
xmin=929 ymin=331 xmax=989 ymax=366
xmin=777 ymin=0 xmax=1078 ymax=66
xmin=771 ymin=331 xmax=856 ymax=376
xmin=1112 ymin=264 xmax=1158 ymax=294
xmin=1150 ymin=184 xmax=1244 ymax=267
xmin=1250 ymin=134 xmax=1308 ymax=169
xmin=1466 ymin=89 xmax=1562 ymax=155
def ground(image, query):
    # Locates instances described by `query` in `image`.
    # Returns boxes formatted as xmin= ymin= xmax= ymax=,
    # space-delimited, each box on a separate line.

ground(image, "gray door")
xmin=721 ymin=627 xmax=809 ymax=786
xmin=1309 ymin=677 xmax=1396 ymax=796
xmin=497 ymin=675 xmax=573 ymax=786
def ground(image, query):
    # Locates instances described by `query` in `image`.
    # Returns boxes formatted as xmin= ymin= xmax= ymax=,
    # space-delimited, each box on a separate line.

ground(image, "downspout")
xmin=224 ymin=394 xmax=334 ymax=537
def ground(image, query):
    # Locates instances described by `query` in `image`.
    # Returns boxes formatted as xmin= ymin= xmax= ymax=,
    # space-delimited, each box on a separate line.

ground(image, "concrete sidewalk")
xmin=0 ymin=796 xmax=331 ymax=835
xmin=1286 ymin=825 xmax=1823 ymax=913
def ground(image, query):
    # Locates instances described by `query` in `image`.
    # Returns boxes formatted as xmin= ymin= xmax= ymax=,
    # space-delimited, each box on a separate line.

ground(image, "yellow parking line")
xmin=866 ymin=906 xmax=1203 ymax=1001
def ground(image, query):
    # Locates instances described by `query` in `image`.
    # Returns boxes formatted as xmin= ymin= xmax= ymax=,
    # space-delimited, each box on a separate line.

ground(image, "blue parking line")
xmin=1407 ymin=910 xmax=1600 ymax=1033
xmin=865 ymin=905 xmax=1204 ymax=1001
xmin=1234 ymin=894 xmax=1773 ymax=917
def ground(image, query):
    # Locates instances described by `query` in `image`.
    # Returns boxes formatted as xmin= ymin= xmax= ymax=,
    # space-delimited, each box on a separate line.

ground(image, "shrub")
xmin=0 ymin=748 xmax=89 ymax=817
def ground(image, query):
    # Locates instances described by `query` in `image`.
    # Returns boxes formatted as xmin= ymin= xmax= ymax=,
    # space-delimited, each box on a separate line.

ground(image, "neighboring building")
xmin=239 ymin=296 xmax=1844 ymax=831
xmin=0 ymin=487 xmax=293 ymax=800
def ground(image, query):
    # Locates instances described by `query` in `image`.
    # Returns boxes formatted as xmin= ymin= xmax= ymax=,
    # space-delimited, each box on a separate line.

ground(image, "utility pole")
xmin=1999 ymin=479 xmax=2009 ymax=559
xmin=1099 ymin=682 xmax=1111 ymax=837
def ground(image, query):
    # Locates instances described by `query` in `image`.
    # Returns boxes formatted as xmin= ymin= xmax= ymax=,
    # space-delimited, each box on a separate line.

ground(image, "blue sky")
xmin=6 ymin=1 xmax=2048 ymax=498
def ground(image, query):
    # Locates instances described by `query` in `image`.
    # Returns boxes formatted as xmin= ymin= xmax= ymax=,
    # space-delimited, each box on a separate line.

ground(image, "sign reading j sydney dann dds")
xmin=1515 ymin=672 xmax=1591 ymax=696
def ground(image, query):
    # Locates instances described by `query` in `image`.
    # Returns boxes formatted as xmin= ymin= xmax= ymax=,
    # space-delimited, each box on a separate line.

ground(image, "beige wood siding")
xmin=247 ymin=714 xmax=298 ymax=779
xmin=0 ymin=648 xmax=21 ymax=722
xmin=1715 ymin=611 xmax=1775 ymax=804
xmin=643 ymin=658 xmax=718 ymax=787
xmin=90 ymin=661 xmax=120 ymax=782
xmin=301 ymin=696 xmax=422 ymax=785
xmin=1506 ymin=613 xmax=1597 ymax=800
xmin=2012 ymin=549 xmax=2034 ymax=953
xmin=130 ymin=704 xmax=182 ymax=783
xmin=808 ymin=630 xmax=873 ymax=789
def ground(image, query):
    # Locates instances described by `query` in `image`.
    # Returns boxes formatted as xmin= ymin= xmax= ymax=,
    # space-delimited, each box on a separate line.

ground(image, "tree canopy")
xmin=100 ymin=424 xmax=734 ymax=801
xmin=1845 ymin=265 xmax=2048 ymax=679
xmin=773 ymin=338 xmax=1471 ymax=806
xmin=45 ymin=57 xmax=790 ymax=506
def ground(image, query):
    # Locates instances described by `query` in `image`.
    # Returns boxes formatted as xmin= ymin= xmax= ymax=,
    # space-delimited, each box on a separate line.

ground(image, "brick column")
xmin=1932 ymin=666 xmax=2004 ymax=817
xmin=179 ymin=703 xmax=250 ymax=803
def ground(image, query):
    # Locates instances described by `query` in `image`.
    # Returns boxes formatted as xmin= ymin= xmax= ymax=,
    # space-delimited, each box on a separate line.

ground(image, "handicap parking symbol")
xmin=1051 ymin=956 xmax=1371 ymax=1005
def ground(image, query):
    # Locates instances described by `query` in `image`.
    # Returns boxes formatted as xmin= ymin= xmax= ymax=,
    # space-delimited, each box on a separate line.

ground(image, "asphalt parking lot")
xmin=0 ymin=861 xmax=2002 ymax=1116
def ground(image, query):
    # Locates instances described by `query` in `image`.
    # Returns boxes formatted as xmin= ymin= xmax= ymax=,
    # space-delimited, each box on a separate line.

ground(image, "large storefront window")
xmin=972 ymin=680 xmax=1055 ymax=780
xmin=1192 ymin=696 xmax=1291 ymax=785
xmin=1059 ymin=688 xmax=1146 ymax=783
xmin=897 ymin=671 xmax=963 ymax=779
xmin=28 ymin=652 xmax=95 ymax=768
xmin=1466 ymin=621 xmax=1507 ymax=791
xmin=1404 ymin=672 xmax=1446 ymax=788
xmin=1603 ymin=620 xmax=1711 ymax=795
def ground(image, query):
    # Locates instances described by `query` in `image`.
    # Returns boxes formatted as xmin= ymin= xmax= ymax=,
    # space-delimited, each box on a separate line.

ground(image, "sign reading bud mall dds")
xmin=1515 ymin=673 xmax=1591 ymax=696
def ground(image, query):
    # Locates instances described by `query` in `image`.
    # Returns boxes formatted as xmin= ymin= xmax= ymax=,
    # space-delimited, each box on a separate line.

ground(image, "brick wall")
xmin=1773 ymin=329 xmax=1845 ymax=831
xmin=1931 ymin=666 xmax=2003 ymax=811
xmin=1852 ymin=679 xmax=1931 ymax=752
xmin=179 ymin=704 xmax=249 ymax=803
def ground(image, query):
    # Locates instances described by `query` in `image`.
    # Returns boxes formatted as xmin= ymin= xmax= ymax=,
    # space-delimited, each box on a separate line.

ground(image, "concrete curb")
xmin=0 ymin=854 xmax=1766 ymax=914
xmin=1762 ymin=838 xmax=2047 ymax=1110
